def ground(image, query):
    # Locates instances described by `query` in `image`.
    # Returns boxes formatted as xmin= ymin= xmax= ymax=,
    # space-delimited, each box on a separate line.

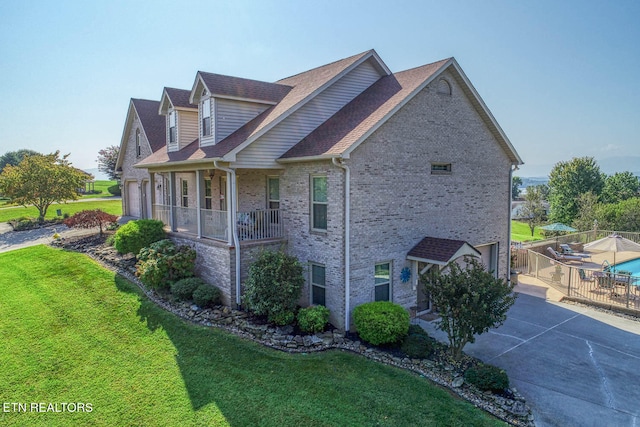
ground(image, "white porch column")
xmin=196 ymin=170 xmax=202 ymax=238
xmin=149 ymin=172 xmax=156 ymax=220
xmin=168 ymin=171 xmax=176 ymax=232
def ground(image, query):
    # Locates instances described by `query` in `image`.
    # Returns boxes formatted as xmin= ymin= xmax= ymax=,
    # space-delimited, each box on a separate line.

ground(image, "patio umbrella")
xmin=584 ymin=234 xmax=640 ymax=272
xmin=539 ymin=223 xmax=577 ymax=232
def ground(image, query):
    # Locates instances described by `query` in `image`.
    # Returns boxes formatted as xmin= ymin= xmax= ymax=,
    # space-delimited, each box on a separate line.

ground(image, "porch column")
xmin=168 ymin=171 xmax=176 ymax=232
xmin=196 ymin=170 xmax=202 ymax=238
xmin=149 ymin=172 xmax=156 ymax=220
xmin=226 ymin=170 xmax=234 ymax=246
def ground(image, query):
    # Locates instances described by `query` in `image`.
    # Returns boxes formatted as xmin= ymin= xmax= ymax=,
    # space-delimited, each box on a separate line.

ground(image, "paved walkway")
xmin=0 ymin=223 xmax=98 ymax=253
xmin=418 ymin=274 xmax=640 ymax=427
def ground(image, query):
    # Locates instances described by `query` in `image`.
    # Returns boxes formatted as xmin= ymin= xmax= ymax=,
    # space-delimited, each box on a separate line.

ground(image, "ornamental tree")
xmin=64 ymin=209 xmax=119 ymax=235
xmin=0 ymin=151 xmax=88 ymax=220
xmin=97 ymin=145 xmax=120 ymax=181
xmin=421 ymin=257 xmax=516 ymax=361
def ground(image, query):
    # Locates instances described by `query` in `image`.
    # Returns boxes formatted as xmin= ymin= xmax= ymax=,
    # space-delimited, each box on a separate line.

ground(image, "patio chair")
xmin=559 ymin=244 xmax=591 ymax=261
xmin=546 ymin=247 xmax=584 ymax=264
xmin=578 ymin=268 xmax=594 ymax=282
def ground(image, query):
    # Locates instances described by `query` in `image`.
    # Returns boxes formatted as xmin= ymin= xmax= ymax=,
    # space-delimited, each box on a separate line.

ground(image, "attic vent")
xmin=437 ymin=79 xmax=451 ymax=95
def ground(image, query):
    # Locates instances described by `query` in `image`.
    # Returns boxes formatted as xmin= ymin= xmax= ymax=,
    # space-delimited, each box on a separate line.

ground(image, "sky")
xmin=1 ymin=0 xmax=639 ymax=178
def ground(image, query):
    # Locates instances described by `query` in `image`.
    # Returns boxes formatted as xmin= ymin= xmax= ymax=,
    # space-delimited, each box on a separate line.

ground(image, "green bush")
xmin=136 ymin=239 xmax=196 ymax=290
xmin=408 ymin=324 xmax=430 ymax=338
xmin=242 ymin=250 xmax=304 ymax=325
xmin=171 ymin=277 xmax=205 ymax=301
xmin=192 ymin=284 xmax=221 ymax=308
xmin=353 ymin=301 xmax=410 ymax=346
xmin=401 ymin=334 xmax=435 ymax=359
xmin=464 ymin=364 xmax=509 ymax=393
xmin=297 ymin=305 xmax=330 ymax=333
xmin=113 ymin=219 xmax=165 ymax=255
xmin=105 ymin=234 xmax=115 ymax=246
xmin=108 ymin=184 xmax=121 ymax=196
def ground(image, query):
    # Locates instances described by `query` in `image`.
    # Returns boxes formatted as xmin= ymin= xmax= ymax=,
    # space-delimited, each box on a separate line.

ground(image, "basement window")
xmin=431 ymin=163 xmax=452 ymax=175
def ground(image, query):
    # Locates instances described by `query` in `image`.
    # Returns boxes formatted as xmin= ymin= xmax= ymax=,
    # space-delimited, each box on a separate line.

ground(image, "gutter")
xmin=332 ymin=157 xmax=351 ymax=331
xmin=214 ymin=160 xmax=242 ymax=308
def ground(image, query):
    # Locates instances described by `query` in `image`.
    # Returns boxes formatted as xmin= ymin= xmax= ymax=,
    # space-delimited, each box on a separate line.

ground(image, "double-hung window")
xmin=311 ymin=176 xmax=327 ymax=231
xmin=374 ymin=262 xmax=391 ymax=301
xmin=310 ymin=263 xmax=326 ymax=306
xmin=204 ymin=179 xmax=212 ymax=210
xmin=181 ymin=179 xmax=189 ymax=208
xmin=169 ymin=111 xmax=177 ymax=144
xmin=201 ymin=98 xmax=211 ymax=137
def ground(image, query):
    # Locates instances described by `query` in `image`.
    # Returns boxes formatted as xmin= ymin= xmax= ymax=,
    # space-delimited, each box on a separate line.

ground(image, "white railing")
xmin=154 ymin=204 xmax=171 ymax=227
xmin=174 ymin=206 xmax=198 ymax=235
xmin=236 ymin=209 xmax=283 ymax=241
xmin=201 ymin=209 xmax=228 ymax=241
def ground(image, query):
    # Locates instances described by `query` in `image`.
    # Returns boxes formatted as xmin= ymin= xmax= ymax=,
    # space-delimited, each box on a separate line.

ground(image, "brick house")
xmin=118 ymin=49 xmax=523 ymax=331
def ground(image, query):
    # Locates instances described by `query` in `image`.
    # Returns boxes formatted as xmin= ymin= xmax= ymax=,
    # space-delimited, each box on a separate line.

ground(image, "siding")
xmin=234 ymin=59 xmax=383 ymax=168
xmin=178 ymin=110 xmax=198 ymax=149
xmin=215 ymin=99 xmax=270 ymax=143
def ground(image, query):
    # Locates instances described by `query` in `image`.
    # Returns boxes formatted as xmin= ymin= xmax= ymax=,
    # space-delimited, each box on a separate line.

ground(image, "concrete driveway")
xmin=419 ymin=278 xmax=640 ymax=427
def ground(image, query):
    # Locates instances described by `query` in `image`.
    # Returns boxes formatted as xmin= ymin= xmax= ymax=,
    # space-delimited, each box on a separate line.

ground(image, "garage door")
xmin=127 ymin=181 xmax=141 ymax=218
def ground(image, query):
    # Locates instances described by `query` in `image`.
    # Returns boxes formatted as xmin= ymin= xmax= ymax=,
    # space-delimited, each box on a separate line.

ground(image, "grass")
xmin=0 ymin=246 xmax=505 ymax=427
xmin=79 ymin=180 xmax=118 ymax=199
xmin=0 ymin=200 xmax=122 ymax=223
xmin=511 ymin=220 xmax=544 ymax=243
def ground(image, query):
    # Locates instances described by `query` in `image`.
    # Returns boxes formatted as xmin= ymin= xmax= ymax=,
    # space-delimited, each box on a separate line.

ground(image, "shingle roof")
xmin=407 ymin=237 xmax=480 ymax=265
xmin=198 ymin=72 xmax=291 ymax=103
xmin=164 ymin=87 xmax=194 ymax=109
xmin=280 ymin=59 xmax=450 ymax=159
xmin=131 ymin=99 xmax=165 ymax=153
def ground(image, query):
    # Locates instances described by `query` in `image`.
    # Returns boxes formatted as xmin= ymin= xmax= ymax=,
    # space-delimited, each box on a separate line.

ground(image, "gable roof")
xmin=280 ymin=58 xmax=522 ymax=164
xmin=159 ymin=87 xmax=196 ymax=114
xmin=407 ymin=237 xmax=481 ymax=266
xmin=191 ymin=72 xmax=291 ymax=105
xmin=115 ymin=98 xmax=165 ymax=170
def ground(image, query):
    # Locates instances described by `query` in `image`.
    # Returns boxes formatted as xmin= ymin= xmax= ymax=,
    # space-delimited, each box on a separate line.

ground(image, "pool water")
xmin=612 ymin=258 xmax=640 ymax=278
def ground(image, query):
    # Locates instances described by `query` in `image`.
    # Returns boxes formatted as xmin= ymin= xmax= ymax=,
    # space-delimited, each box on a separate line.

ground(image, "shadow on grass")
xmin=112 ymin=275 xmax=502 ymax=427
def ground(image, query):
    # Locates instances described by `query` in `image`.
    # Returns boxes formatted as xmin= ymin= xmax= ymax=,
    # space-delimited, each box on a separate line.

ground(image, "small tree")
xmin=520 ymin=185 xmax=546 ymax=236
xmin=64 ymin=209 xmax=119 ymax=235
xmin=422 ymin=257 xmax=516 ymax=361
xmin=97 ymin=145 xmax=120 ymax=181
xmin=511 ymin=176 xmax=523 ymax=200
xmin=0 ymin=151 xmax=88 ymax=220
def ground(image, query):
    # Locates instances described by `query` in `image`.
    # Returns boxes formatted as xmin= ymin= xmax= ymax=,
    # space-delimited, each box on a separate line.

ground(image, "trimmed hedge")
xmin=401 ymin=334 xmax=435 ymax=359
xmin=136 ymin=239 xmax=196 ymax=290
xmin=108 ymin=184 xmax=121 ymax=196
xmin=297 ymin=305 xmax=330 ymax=333
xmin=171 ymin=278 xmax=205 ymax=301
xmin=113 ymin=219 xmax=165 ymax=255
xmin=193 ymin=284 xmax=221 ymax=308
xmin=464 ymin=364 xmax=509 ymax=393
xmin=353 ymin=301 xmax=410 ymax=345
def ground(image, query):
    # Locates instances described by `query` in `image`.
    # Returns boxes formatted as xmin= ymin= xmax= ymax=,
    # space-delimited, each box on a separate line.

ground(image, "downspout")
xmin=214 ymin=160 xmax=241 ymax=308
xmin=507 ymin=164 xmax=518 ymax=284
xmin=332 ymin=157 xmax=351 ymax=332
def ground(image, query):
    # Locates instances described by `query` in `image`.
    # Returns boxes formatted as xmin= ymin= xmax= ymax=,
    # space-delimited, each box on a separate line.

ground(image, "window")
xmin=310 ymin=263 xmax=326 ymax=306
xmin=169 ymin=111 xmax=177 ymax=144
xmin=219 ymin=175 xmax=227 ymax=211
xmin=311 ymin=176 xmax=327 ymax=231
xmin=201 ymin=98 xmax=211 ymax=137
xmin=204 ymin=178 xmax=212 ymax=210
xmin=135 ymin=129 xmax=141 ymax=157
xmin=181 ymin=179 xmax=189 ymax=207
xmin=267 ymin=177 xmax=280 ymax=210
xmin=374 ymin=262 xmax=391 ymax=301
xmin=431 ymin=163 xmax=452 ymax=175
xmin=437 ymin=79 xmax=452 ymax=95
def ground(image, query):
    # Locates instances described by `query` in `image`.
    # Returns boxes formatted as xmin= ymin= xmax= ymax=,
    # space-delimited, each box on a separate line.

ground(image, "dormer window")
xmin=201 ymin=98 xmax=211 ymax=137
xmin=169 ymin=111 xmax=177 ymax=144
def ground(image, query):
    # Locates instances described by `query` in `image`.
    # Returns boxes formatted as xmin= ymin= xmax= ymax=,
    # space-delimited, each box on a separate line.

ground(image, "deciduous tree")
xmin=0 ymin=149 xmax=40 ymax=172
xmin=601 ymin=172 xmax=639 ymax=204
xmin=97 ymin=145 xmax=120 ymax=181
xmin=520 ymin=185 xmax=546 ymax=236
xmin=0 ymin=151 xmax=88 ymax=220
xmin=421 ymin=257 xmax=516 ymax=361
xmin=511 ymin=176 xmax=523 ymax=200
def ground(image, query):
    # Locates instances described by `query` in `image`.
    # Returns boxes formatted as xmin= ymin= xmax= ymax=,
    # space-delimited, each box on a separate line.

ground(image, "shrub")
xmin=105 ymin=234 xmax=115 ymax=246
xmin=136 ymin=239 xmax=196 ymax=290
xmin=297 ymin=305 xmax=330 ymax=333
xmin=242 ymin=250 xmax=304 ymax=325
xmin=401 ymin=334 xmax=435 ymax=359
xmin=353 ymin=301 xmax=410 ymax=346
xmin=464 ymin=364 xmax=509 ymax=393
xmin=270 ymin=310 xmax=295 ymax=326
xmin=171 ymin=277 xmax=205 ymax=301
xmin=63 ymin=209 xmax=118 ymax=235
xmin=113 ymin=219 xmax=165 ymax=255
xmin=408 ymin=324 xmax=430 ymax=338
xmin=108 ymin=184 xmax=121 ymax=196
xmin=192 ymin=284 xmax=221 ymax=308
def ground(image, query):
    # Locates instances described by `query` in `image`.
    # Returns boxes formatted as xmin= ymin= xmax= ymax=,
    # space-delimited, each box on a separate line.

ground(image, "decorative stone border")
xmin=54 ymin=235 xmax=534 ymax=426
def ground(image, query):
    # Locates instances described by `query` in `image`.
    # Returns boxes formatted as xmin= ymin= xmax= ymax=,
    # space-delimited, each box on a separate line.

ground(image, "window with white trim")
xmin=201 ymin=98 xmax=211 ymax=137
xmin=311 ymin=176 xmax=327 ymax=231
xmin=374 ymin=262 xmax=391 ymax=301
xmin=310 ymin=263 xmax=326 ymax=306
xmin=169 ymin=111 xmax=177 ymax=144
xmin=267 ymin=177 xmax=280 ymax=210
xmin=135 ymin=129 xmax=141 ymax=157
xmin=204 ymin=178 xmax=212 ymax=210
xmin=181 ymin=179 xmax=189 ymax=207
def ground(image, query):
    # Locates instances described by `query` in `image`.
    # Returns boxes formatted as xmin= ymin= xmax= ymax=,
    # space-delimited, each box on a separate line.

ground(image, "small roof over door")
xmin=407 ymin=237 xmax=480 ymax=266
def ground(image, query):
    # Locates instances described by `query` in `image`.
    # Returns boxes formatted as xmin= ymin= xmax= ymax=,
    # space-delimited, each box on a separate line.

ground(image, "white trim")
xmin=374 ymin=261 xmax=392 ymax=302
xmin=310 ymin=174 xmax=328 ymax=232
xmin=309 ymin=262 xmax=327 ymax=306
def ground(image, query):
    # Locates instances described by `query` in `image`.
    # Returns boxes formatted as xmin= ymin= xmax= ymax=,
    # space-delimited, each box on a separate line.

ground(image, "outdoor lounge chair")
xmin=559 ymin=244 xmax=591 ymax=260
xmin=546 ymin=247 xmax=583 ymax=264
xmin=578 ymin=268 xmax=595 ymax=282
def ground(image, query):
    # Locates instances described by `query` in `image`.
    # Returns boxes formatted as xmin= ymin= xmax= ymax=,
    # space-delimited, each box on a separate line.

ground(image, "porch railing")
xmin=236 ymin=209 xmax=283 ymax=241
xmin=174 ymin=206 xmax=198 ymax=235
xmin=154 ymin=204 xmax=170 ymax=227
xmin=201 ymin=209 xmax=227 ymax=241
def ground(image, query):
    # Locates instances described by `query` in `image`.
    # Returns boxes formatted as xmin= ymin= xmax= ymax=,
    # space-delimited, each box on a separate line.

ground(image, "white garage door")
xmin=127 ymin=181 xmax=141 ymax=218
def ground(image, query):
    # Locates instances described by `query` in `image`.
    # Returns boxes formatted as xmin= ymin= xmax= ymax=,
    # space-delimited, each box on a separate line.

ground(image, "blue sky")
xmin=1 ymin=0 xmax=638 ymax=178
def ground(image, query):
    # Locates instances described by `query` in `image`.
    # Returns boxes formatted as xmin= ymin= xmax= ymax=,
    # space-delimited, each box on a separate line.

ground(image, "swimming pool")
xmin=612 ymin=257 xmax=640 ymax=278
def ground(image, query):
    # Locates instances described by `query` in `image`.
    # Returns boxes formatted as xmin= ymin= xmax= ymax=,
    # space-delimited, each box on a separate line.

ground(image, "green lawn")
xmin=511 ymin=220 xmax=544 ymax=243
xmin=0 ymin=246 xmax=505 ymax=427
xmin=79 ymin=180 xmax=117 ymax=199
xmin=0 ymin=200 xmax=122 ymax=223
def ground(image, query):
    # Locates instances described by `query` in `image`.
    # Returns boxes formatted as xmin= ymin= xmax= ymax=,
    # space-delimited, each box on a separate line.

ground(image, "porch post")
xmin=149 ymin=172 xmax=156 ymax=220
xmin=168 ymin=172 xmax=176 ymax=232
xmin=226 ymin=171 xmax=234 ymax=246
xmin=196 ymin=170 xmax=202 ymax=238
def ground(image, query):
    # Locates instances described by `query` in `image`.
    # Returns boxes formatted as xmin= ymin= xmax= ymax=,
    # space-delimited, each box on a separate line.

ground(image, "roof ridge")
xmin=276 ymin=49 xmax=374 ymax=83
xmin=197 ymin=70 xmax=291 ymax=87
xmin=393 ymin=57 xmax=452 ymax=75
